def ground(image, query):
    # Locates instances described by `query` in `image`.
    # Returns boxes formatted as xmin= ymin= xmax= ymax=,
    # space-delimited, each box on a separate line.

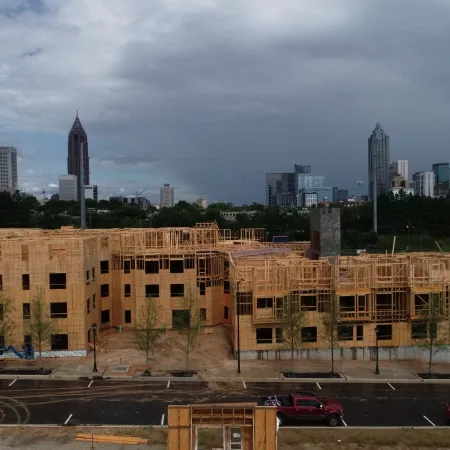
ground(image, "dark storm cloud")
xmin=87 ymin=0 xmax=450 ymax=202
xmin=3 ymin=0 xmax=450 ymax=201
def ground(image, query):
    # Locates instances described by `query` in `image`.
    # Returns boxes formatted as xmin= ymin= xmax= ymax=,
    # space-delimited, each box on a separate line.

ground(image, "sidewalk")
xmin=2 ymin=327 xmax=450 ymax=383
xmin=2 ymin=356 xmax=450 ymax=383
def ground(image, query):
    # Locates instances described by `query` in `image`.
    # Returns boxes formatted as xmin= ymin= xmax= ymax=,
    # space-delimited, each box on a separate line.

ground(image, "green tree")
xmin=321 ymin=294 xmax=341 ymax=375
xmin=416 ymin=293 xmax=448 ymax=377
xmin=0 ymin=295 xmax=15 ymax=347
xmin=134 ymin=298 xmax=163 ymax=366
xmin=279 ymin=292 xmax=305 ymax=375
xmin=174 ymin=287 xmax=202 ymax=375
xmin=25 ymin=289 xmax=56 ymax=358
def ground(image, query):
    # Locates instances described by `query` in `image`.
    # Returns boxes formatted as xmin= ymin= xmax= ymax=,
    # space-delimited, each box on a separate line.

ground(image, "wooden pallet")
xmin=75 ymin=433 xmax=148 ymax=445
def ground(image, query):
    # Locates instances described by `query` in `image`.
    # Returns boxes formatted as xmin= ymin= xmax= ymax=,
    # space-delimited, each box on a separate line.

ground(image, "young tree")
xmin=25 ymin=289 xmax=56 ymax=358
xmin=321 ymin=294 xmax=341 ymax=375
xmin=0 ymin=295 xmax=15 ymax=347
xmin=134 ymin=298 xmax=162 ymax=366
xmin=174 ymin=286 xmax=202 ymax=375
xmin=279 ymin=292 xmax=305 ymax=375
xmin=417 ymin=293 xmax=448 ymax=377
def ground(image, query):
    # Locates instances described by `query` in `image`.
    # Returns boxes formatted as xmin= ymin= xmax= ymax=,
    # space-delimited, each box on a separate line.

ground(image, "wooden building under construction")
xmin=0 ymin=223 xmax=449 ymax=361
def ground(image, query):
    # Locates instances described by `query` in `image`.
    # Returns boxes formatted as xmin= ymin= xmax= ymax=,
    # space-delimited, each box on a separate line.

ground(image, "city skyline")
xmin=1 ymin=1 xmax=450 ymax=203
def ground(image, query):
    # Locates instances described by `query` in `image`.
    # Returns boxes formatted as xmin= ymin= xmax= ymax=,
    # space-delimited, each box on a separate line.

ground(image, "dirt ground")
xmin=1 ymin=427 xmax=450 ymax=450
xmin=87 ymin=326 xmax=233 ymax=373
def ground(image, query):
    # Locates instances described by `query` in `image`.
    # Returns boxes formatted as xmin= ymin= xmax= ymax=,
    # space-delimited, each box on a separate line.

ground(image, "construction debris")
xmin=75 ymin=433 xmax=148 ymax=445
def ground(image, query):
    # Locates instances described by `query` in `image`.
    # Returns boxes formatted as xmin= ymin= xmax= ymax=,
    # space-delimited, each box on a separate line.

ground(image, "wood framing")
xmin=2 ymin=224 xmax=450 ymax=359
xmin=168 ymin=403 xmax=277 ymax=450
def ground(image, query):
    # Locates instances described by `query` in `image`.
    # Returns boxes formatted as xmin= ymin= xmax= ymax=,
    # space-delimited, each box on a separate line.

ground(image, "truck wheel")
xmin=276 ymin=413 xmax=285 ymax=426
xmin=327 ymin=414 xmax=341 ymax=427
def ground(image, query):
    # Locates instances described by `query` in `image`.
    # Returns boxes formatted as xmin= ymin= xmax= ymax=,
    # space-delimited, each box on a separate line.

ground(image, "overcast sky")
xmin=1 ymin=0 xmax=450 ymax=204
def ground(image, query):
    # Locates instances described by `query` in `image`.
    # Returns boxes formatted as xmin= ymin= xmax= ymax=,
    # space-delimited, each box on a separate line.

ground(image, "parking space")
xmin=1 ymin=379 xmax=450 ymax=426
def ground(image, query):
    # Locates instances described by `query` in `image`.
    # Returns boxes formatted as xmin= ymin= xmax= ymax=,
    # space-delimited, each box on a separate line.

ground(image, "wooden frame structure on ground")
xmin=168 ymin=403 xmax=277 ymax=450
xmin=228 ymin=252 xmax=450 ymax=353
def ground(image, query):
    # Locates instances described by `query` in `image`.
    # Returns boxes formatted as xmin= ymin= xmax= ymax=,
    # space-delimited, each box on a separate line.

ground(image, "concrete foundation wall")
xmin=240 ymin=346 xmax=450 ymax=363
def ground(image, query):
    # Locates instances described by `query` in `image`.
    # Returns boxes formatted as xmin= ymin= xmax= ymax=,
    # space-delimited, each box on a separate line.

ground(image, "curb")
xmin=0 ymin=424 xmax=446 ymax=430
xmin=2 ymin=373 xmax=450 ymax=384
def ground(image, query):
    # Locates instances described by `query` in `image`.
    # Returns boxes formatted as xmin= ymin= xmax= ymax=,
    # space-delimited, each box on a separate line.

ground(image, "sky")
xmin=1 ymin=0 xmax=450 ymax=204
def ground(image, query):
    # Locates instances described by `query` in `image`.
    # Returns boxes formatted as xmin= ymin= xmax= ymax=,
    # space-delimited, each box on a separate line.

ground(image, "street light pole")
xmin=236 ymin=280 xmax=242 ymax=374
xmin=375 ymin=326 xmax=380 ymax=375
xmin=372 ymin=151 xmax=378 ymax=234
xmin=92 ymin=324 xmax=98 ymax=373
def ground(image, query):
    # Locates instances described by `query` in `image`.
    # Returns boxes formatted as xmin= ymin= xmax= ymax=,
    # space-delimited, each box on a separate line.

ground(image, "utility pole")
xmin=80 ymin=143 xmax=86 ymax=229
xmin=372 ymin=151 xmax=377 ymax=234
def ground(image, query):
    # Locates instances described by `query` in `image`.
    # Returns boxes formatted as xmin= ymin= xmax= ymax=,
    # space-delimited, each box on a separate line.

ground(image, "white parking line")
xmin=88 ymin=380 xmax=94 ymax=388
xmin=64 ymin=414 xmax=73 ymax=425
xmin=423 ymin=415 xmax=436 ymax=427
xmin=316 ymin=382 xmax=321 ymax=390
xmin=342 ymin=418 xmax=348 ymax=427
xmin=161 ymin=414 xmax=165 ymax=425
xmin=8 ymin=379 xmax=17 ymax=387
xmin=388 ymin=383 xmax=395 ymax=390
xmin=243 ymin=381 xmax=246 ymax=389
xmin=167 ymin=380 xmax=170 ymax=388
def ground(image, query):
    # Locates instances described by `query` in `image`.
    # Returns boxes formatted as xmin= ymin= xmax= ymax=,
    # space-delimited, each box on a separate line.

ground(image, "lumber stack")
xmin=75 ymin=434 xmax=148 ymax=445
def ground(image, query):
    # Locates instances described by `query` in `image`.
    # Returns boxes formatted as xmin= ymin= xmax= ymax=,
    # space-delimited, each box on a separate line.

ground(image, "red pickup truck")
xmin=260 ymin=392 xmax=344 ymax=427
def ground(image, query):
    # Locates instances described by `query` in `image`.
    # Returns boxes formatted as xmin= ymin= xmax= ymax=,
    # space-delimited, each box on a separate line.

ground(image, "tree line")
xmin=2 ymin=190 xmax=450 ymax=250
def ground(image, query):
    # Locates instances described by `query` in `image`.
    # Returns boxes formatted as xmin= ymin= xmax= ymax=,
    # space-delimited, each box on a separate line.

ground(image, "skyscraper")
xmin=368 ymin=123 xmax=390 ymax=200
xmin=160 ymin=184 xmax=174 ymax=207
xmin=265 ymin=173 xmax=296 ymax=206
xmin=389 ymin=160 xmax=408 ymax=182
xmin=68 ymin=112 xmax=89 ymax=201
xmin=59 ymin=175 xmax=78 ymax=201
xmin=0 ymin=147 xmax=18 ymax=193
xmin=432 ymin=163 xmax=449 ymax=184
xmin=412 ymin=171 xmax=435 ymax=197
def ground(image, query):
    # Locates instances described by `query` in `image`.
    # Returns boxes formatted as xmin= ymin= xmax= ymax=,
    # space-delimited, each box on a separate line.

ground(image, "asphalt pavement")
xmin=0 ymin=378 xmax=449 ymax=427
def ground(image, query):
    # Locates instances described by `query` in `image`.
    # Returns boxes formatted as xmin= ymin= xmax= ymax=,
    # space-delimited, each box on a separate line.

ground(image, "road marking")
xmin=8 ymin=379 xmax=17 ymax=387
xmin=88 ymin=380 xmax=94 ymax=388
xmin=243 ymin=381 xmax=246 ymax=389
xmin=316 ymin=382 xmax=321 ymax=390
xmin=388 ymin=383 xmax=395 ymax=390
xmin=342 ymin=419 xmax=348 ymax=427
xmin=167 ymin=381 xmax=170 ymax=388
xmin=64 ymin=414 xmax=73 ymax=425
xmin=423 ymin=415 xmax=436 ymax=427
xmin=161 ymin=414 xmax=165 ymax=425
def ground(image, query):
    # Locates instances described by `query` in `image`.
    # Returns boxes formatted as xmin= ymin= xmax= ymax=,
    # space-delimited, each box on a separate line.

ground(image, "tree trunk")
xmin=428 ymin=339 xmax=433 ymax=377
xmin=331 ymin=333 xmax=334 ymax=374
xmin=146 ymin=348 xmax=149 ymax=366
xmin=185 ymin=332 xmax=190 ymax=375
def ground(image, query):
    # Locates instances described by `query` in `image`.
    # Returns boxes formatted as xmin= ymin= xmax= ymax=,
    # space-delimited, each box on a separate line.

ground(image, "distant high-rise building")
xmin=368 ymin=123 xmax=390 ymax=200
xmin=389 ymin=160 xmax=408 ymax=184
xmin=432 ymin=163 xmax=449 ymax=184
xmin=294 ymin=164 xmax=311 ymax=174
xmin=160 ymin=184 xmax=174 ymax=207
xmin=84 ymin=185 xmax=98 ymax=202
xmin=297 ymin=174 xmax=324 ymax=190
xmin=0 ymin=147 xmax=18 ymax=193
xmin=68 ymin=112 xmax=89 ymax=201
xmin=196 ymin=196 xmax=207 ymax=208
xmin=332 ymin=188 xmax=348 ymax=203
xmin=59 ymin=175 xmax=78 ymax=201
xmin=265 ymin=173 xmax=296 ymax=207
xmin=412 ymin=171 xmax=435 ymax=197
